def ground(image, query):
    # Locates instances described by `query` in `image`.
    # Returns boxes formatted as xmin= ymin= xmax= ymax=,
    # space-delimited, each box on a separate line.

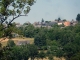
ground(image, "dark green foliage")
xmin=56 ymin=49 xmax=64 ymax=59
xmin=0 ymin=44 xmax=39 ymax=60
xmin=58 ymin=17 xmax=61 ymax=22
xmin=11 ymin=46 xmax=30 ymax=60
xmin=23 ymin=24 xmax=35 ymax=37
xmin=0 ymin=25 xmax=4 ymax=37
xmin=39 ymin=51 xmax=46 ymax=60
xmin=0 ymin=43 xmax=3 ymax=60
xmin=76 ymin=14 xmax=80 ymax=22
xmin=27 ymin=44 xmax=38 ymax=60
xmin=0 ymin=0 xmax=36 ymax=38
xmin=21 ymin=23 xmax=80 ymax=60
xmin=70 ymin=52 xmax=80 ymax=60
xmin=34 ymin=32 xmax=46 ymax=48
xmin=0 ymin=21 xmax=80 ymax=60
xmin=48 ymin=54 xmax=53 ymax=60
xmin=7 ymin=40 xmax=15 ymax=47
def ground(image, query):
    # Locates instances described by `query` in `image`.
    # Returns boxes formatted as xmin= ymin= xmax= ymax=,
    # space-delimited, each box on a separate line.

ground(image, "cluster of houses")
xmin=15 ymin=19 xmax=78 ymax=28
xmin=33 ymin=19 xmax=78 ymax=28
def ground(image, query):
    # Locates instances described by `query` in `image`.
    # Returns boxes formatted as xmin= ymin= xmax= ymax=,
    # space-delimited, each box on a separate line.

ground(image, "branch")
xmin=0 ymin=37 xmax=7 ymax=43
xmin=1 ymin=18 xmax=7 ymax=24
xmin=0 ymin=14 xmax=27 ymax=31
xmin=9 ymin=14 xmax=27 ymax=24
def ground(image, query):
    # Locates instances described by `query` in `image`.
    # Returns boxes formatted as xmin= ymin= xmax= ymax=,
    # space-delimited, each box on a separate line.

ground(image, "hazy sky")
xmin=14 ymin=0 xmax=80 ymax=24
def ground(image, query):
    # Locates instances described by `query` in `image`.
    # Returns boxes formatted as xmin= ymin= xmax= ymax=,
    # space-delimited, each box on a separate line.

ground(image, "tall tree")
xmin=0 ymin=0 xmax=36 ymax=38
xmin=39 ymin=51 xmax=46 ymax=60
xmin=7 ymin=39 xmax=15 ymax=47
xmin=76 ymin=14 xmax=80 ymax=22
xmin=58 ymin=17 xmax=61 ymax=22
xmin=34 ymin=32 xmax=46 ymax=48
xmin=27 ymin=44 xmax=38 ymax=60
xmin=0 ymin=43 xmax=3 ymax=60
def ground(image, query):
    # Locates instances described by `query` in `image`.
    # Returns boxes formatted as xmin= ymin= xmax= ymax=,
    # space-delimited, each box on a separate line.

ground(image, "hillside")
xmin=0 ymin=37 xmax=34 ymax=46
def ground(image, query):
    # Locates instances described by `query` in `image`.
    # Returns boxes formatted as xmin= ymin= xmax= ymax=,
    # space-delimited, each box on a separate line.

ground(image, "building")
xmin=58 ymin=22 xmax=63 ymax=25
xmin=64 ymin=21 xmax=71 ymax=26
xmin=70 ymin=20 xmax=78 ymax=26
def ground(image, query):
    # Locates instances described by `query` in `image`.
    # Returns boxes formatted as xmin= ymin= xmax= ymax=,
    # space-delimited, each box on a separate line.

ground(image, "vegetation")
xmin=1 ymin=22 xmax=80 ymax=60
xmin=76 ymin=14 xmax=80 ymax=22
xmin=0 ymin=0 xmax=36 ymax=38
xmin=0 ymin=0 xmax=80 ymax=60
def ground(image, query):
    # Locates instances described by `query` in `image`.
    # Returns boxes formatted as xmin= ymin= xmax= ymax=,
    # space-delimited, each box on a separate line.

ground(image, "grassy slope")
xmin=0 ymin=37 xmax=34 ymax=46
xmin=28 ymin=57 xmax=65 ymax=60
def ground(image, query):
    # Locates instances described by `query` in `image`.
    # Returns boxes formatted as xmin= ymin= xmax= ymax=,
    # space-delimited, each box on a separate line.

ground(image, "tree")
xmin=7 ymin=39 xmax=15 ymax=47
xmin=0 ymin=0 xmax=36 ymax=38
xmin=24 ymin=24 xmax=35 ymax=37
xmin=63 ymin=43 xmax=77 ymax=60
xmin=76 ymin=14 xmax=80 ymax=22
xmin=56 ymin=49 xmax=64 ymax=60
xmin=70 ymin=52 xmax=80 ymax=60
xmin=0 ymin=24 xmax=4 ymax=38
xmin=34 ymin=32 xmax=46 ymax=48
xmin=3 ymin=23 xmax=17 ymax=38
xmin=27 ymin=44 xmax=38 ymax=60
xmin=0 ymin=43 xmax=3 ymax=60
xmin=10 ymin=45 xmax=30 ymax=60
xmin=41 ymin=18 xmax=44 ymax=23
xmin=48 ymin=54 xmax=53 ymax=60
xmin=58 ymin=17 xmax=61 ymax=22
xmin=39 ymin=51 xmax=46 ymax=60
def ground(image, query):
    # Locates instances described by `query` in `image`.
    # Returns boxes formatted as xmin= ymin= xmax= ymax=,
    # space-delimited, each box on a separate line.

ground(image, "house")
xmin=70 ymin=20 xmax=78 ymax=26
xmin=33 ymin=20 xmax=57 ymax=28
xmin=58 ymin=22 xmax=63 ymax=25
xmin=58 ymin=21 xmax=64 ymax=25
xmin=63 ymin=21 xmax=71 ymax=26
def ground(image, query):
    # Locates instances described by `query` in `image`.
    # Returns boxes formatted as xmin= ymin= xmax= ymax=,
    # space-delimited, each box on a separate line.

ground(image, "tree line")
xmin=0 ymin=23 xmax=80 ymax=60
xmin=21 ymin=22 xmax=80 ymax=60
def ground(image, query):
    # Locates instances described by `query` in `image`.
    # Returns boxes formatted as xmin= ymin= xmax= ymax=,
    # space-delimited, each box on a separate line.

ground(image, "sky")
xmin=14 ymin=0 xmax=80 ymax=24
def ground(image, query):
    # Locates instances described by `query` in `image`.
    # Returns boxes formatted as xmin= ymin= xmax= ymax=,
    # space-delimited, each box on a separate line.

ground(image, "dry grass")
xmin=0 ymin=37 xmax=34 ymax=46
xmin=28 ymin=57 xmax=65 ymax=60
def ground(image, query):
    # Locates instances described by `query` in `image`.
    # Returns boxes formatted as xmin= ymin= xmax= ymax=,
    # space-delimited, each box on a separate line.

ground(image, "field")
xmin=0 ymin=37 xmax=34 ymax=46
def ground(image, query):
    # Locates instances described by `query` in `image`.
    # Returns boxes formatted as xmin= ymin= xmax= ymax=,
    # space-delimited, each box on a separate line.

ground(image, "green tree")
xmin=34 ymin=32 xmax=46 ymax=48
xmin=11 ymin=45 xmax=30 ymax=60
xmin=27 ymin=44 xmax=38 ymax=60
xmin=24 ymin=24 xmax=35 ymax=37
xmin=58 ymin=17 xmax=61 ymax=22
xmin=63 ymin=43 xmax=77 ymax=60
xmin=3 ymin=23 xmax=17 ymax=38
xmin=70 ymin=52 xmax=80 ymax=60
xmin=56 ymin=49 xmax=64 ymax=60
xmin=2 ymin=46 xmax=13 ymax=60
xmin=0 ymin=43 xmax=3 ymax=60
xmin=76 ymin=14 xmax=80 ymax=22
xmin=48 ymin=54 xmax=53 ymax=60
xmin=39 ymin=51 xmax=46 ymax=60
xmin=0 ymin=0 xmax=36 ymax=25
xmin=7 ymin=39 xmax=15 ymax=47
xmin=0 ymin=0 xmax=36 ymax=38
xmin=0 ymin=24 xmax=4 ymax=38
